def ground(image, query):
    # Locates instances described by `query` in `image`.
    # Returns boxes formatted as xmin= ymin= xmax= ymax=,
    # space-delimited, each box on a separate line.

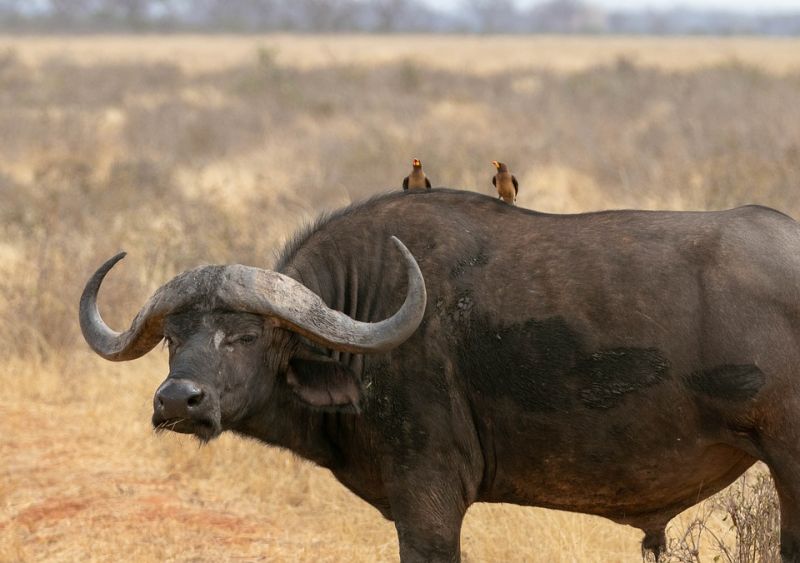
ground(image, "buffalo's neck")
xmin=237 ymin=236 xmax=390 ymax=468
xmin=283 ymin=248 xmax=378 ymax=325
xmin=280 ymin=234 xmax=396 ymax=375
xmin=234 ymin=391 xmax=345 ymax=469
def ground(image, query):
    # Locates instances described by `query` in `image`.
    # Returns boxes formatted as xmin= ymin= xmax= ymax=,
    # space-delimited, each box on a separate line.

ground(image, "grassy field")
xmin=2 ymin=35 xmax=799 ymax=562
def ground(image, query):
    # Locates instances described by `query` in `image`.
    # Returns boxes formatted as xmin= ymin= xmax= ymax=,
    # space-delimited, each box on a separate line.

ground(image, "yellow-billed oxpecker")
xmin=403 ymin=158 xmax=432 ymax=191
xmin=492 ymin=160 xmax=518 ymax=205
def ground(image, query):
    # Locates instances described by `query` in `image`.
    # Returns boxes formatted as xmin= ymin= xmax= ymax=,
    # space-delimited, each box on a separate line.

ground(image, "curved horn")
xmin=218 ymin=236 xmax=427 ymax=353
xmin=79 ymin=252 xmax=192 ymax=361
xmin=79 ymin=237 xmax=427 ymax=360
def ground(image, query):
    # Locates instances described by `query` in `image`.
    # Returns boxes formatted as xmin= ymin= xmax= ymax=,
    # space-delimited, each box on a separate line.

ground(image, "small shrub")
xmin=663 ymin=467 xmax=780 ymax=563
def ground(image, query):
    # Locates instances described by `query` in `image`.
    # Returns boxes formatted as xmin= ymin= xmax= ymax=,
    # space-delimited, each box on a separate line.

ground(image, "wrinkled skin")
xmin=85 ymin=189 xmax=800 ymax=562
xmin=153 ymin=312 xmax=274 ymax=440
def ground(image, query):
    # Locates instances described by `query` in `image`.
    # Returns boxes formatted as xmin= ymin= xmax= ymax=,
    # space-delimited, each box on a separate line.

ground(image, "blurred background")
xmin=2 ymin=1 xmax=800 ymax=561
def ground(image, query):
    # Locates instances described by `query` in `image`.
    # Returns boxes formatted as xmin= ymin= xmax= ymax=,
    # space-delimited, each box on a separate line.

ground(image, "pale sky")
xmin=431 ymin=0 xmax=800 ymax=12
xmin=593 ymin=0 xmax=800 ymax=11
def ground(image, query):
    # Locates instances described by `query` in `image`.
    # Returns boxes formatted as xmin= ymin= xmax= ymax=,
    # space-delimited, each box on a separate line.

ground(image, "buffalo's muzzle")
xmin=152 ymin=378 xmax=218 ymax=439
xmin=155 ymin=378 xmax=204 ymax=416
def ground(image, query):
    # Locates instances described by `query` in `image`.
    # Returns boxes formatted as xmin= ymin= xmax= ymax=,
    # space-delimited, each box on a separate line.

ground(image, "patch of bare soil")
xmin=1 ymin=402 xmax=280 ymax=562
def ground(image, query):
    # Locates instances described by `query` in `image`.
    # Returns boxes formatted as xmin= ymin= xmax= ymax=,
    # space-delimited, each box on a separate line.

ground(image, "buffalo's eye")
xmin=164 ymin=335 xmax=173 ymax=347
xmin=232 ymin=334 xmax=257 ymax=345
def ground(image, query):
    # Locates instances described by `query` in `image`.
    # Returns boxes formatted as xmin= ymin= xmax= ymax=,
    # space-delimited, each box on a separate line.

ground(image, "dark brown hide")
xmin=81 ymin=189 xmax=800 ymax=562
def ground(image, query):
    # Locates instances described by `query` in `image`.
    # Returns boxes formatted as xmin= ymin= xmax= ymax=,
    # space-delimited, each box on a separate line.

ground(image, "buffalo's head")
xmin=79 ymin=237 xmax=426 ymax=442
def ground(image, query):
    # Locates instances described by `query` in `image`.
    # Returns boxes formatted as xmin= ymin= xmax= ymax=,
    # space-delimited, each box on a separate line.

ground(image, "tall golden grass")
xmin=2 ymin=35 xmax=800 ymax=562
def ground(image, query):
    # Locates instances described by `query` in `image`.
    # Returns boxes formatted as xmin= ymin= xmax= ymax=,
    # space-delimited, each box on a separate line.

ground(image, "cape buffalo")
xmin=80 ymin=189 xmax=800 ymax=562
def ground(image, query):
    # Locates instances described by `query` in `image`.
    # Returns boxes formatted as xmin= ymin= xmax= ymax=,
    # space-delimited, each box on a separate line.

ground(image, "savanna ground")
xmin=2 ymin=34 xmax=800 ymax=562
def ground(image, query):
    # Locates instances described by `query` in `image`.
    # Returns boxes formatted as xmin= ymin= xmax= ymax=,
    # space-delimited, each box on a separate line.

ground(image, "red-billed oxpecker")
xmin=492 ymin=160 xmax=518 ymax=205
xmin=403 ymin=158 xmax=432 ymax=191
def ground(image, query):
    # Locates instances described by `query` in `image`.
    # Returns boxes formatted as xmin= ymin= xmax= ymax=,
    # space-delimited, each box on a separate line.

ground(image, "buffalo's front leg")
xmin=377 ymin=362 xmax=483 ymax=562
xmin=390 ymin=478 xmax=468 ymax=563
xmin=395 ymin=518 xmax=463 ymax=563
xmin=383 ymin=459 xmax=476 ymax=563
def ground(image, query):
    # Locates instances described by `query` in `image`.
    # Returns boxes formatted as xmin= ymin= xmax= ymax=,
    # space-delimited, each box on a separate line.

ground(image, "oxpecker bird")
xmin=403 ymin=158 xmax=432 ymax=191
xmin=492 ymin=160 xmax=518 ymax=205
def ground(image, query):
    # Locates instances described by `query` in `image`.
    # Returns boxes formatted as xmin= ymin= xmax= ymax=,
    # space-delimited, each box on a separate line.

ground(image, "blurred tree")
xmin=0 ymin=0 xmax=795 ymax=35
xmin=48 ymin=0 xmax=96 ymax=28
xmin=372 ymin=0 xmax=410 ymax=32
xmin=118 ymin=0 xmax=148 ymax=28
xmin=196 ymin=0 xmax=280 ymax=31
xmin=462 ymin=0 xmax=520 ymax=34
xmin=291 ymin=0 xmax=358 ymax=32
xmin=528 ymin=0 xmax=607 ymax=33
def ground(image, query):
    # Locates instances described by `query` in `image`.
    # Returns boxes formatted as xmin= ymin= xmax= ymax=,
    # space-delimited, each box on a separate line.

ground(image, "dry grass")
xmin=3 ymin=35 xmax=800 ymax=75
xmin=1 ymin=35 xmax=797 ymax=561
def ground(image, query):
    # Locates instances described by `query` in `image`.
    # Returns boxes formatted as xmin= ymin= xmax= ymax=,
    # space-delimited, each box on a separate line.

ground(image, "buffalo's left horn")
xmin=79 ymin=237 xmax=427 ymax=359
xmin=219 ymin=236 xmax=426 ymax=353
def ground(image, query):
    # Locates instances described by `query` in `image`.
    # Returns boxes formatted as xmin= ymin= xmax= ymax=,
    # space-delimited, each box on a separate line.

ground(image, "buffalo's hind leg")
xmin=641 ymin=526 xmax=667 ymax=562
xmin=753 ymin=415 xmax=800 ymax=561
xmin=764 ymin=451 xmax=800 ymax=562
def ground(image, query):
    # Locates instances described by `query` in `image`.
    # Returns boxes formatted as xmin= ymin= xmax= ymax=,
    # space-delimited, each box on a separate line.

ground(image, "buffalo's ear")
xmin=287 ymin=356 xmax=361 ymax=412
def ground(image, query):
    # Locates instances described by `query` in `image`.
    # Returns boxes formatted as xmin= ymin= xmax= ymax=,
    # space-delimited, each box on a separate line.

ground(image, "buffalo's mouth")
xmin=152 ymin=414 xmax=221 ymax=442
xmin=151 ymin=377 xmax=222 ymax=442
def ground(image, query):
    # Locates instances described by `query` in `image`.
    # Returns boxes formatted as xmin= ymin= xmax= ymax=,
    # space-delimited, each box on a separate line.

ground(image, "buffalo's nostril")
xmin=187 ymin=390 xmax=204 ymax=408
xmin=155 ymin=379 xmax=205 ymax=419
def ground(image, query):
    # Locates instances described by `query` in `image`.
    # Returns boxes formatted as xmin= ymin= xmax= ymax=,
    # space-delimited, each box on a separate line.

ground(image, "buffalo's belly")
xmin=476 ymin=402 xmax=755 ymax=522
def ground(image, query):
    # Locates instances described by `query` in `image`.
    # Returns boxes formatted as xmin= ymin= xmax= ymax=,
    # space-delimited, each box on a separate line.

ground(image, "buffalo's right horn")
xmin=79 ymin=252 xmax=202 ymax=361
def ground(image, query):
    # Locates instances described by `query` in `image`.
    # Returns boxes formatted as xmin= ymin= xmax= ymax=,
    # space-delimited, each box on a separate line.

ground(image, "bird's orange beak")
xmin=492 ymin=160 xmax=500 ymax=169
xmin=412 ymin=158 xmax=421 ymax=166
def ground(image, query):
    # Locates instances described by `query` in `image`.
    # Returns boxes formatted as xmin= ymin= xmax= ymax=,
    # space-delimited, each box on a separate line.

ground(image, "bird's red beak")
xmin=413 ymin=159 xmax=421 ymax=166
